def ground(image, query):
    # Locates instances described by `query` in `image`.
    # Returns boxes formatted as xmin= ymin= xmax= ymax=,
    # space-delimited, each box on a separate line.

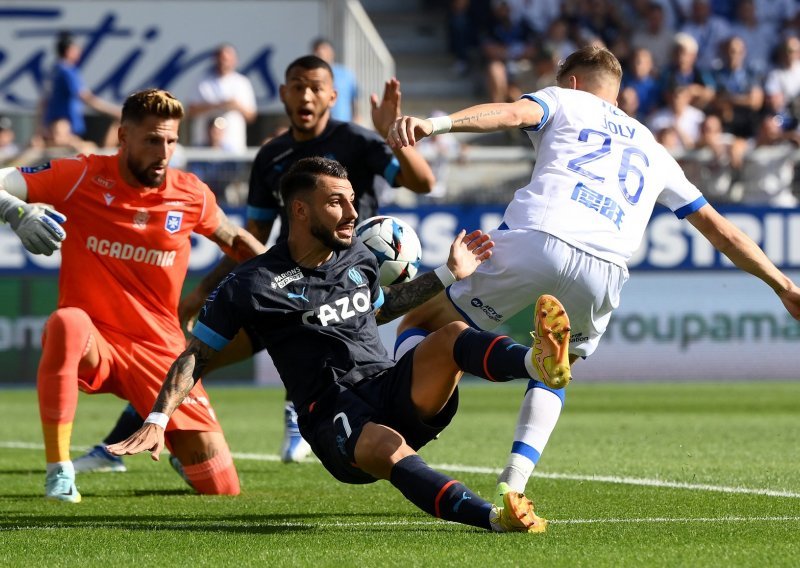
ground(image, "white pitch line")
xmin=3 ymin=517 xmax=800 ymax=533
xmin=3 ymin=441 xmax=800 ymax=499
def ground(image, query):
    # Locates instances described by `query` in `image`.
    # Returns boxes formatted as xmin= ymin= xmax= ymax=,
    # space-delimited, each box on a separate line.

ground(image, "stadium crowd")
xmin=446 ymin=0 xmax=800 ymax=206
xmin=2 ymin=0 xmax=800 ymax=207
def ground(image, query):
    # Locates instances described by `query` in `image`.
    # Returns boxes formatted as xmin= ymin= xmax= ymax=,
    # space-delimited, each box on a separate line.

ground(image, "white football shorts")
xmin=446 ymin=227 xmax=629 ymax=357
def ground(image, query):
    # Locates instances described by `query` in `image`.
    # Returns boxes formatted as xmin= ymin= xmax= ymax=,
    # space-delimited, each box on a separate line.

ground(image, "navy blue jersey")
xmin=247 ymin=120 xmax=400 ymax=241
xmin=193 ymin=240 xmax=393 ymax=409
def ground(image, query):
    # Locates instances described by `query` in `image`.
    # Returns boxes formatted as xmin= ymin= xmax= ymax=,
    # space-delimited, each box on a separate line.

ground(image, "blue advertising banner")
xmin=2 ymin=204 xmax=799 ymax=275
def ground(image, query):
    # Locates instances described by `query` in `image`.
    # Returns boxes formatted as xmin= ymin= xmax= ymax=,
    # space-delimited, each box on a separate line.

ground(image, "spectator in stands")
xmin=312 ymin=38 xmax=359 ymax=122
xmin=679 ymin=0 xmax=731 ymax=71
xmin=658 ymin=32 xmax=716 ymax=110
xmin=764 ymin=36 xmax=800 ymax=130
xmin=739 ymin=114 xmax=799 ymax=207
xmin=574 ymin=0 xmax=628 ymax=49
xmin=188 ymin=44 xmax=256 ymax=153
xmin=0 ymin=116 xmax=19 ymax=165
xmin=41 ymin=32 xmax=121 ymax=145
xmin=506 ymin=0 xmax=562 ymax=39
xmin=649 ymin=83 xmax=705 ymax=150
xmin=683 ymin=113 xmax=746 ymax=203
xmin=537 ymin=19 xmax=571 ymax=63
xmin=631 ymin=2 xmax=676 ymax=72
xmin=618 ymin=86 xmax=640 ymax=119
xmin=446 ymin=0 xmax=494 ymax=77
xmin=654 ymin=125 xmax=683 ymax=153
xmin=753 ymin=0 xmax=797 ymax=38
xmin=415 ymin=110 xmax=464 ymax=201
xmin=481 ymin=0 xmax=536 ymax=102
xmin=710 ymin=36 xmax=764 ymax=139
xmin=729 ymin=0 xmax=774 ymax=76
xmin=622 ymin=48 xmax=661 ymax=119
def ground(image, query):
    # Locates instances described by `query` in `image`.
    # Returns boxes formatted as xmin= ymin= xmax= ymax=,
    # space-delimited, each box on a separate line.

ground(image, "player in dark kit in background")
xmin=77 ymin=54 xmax=436 ymax=471
xmin=108 ymin=157 xmax=573 ymax=533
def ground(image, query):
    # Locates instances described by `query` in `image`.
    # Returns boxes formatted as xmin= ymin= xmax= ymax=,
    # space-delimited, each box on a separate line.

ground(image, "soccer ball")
xmin=355 ymin=215 xmax=422 ymax=285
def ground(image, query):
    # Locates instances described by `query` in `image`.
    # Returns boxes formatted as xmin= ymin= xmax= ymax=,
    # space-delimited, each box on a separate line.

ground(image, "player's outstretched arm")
xmin=107 ymin=338 xmax=218 ymax=461
xmin=386 ymin=98 xmax=544 ymax=149
xmin=0 ymin=168 xmax=67 ymax=255
xmin=687 ymin=205 xmax=800 ymax=319
xmin=376 ymin=229 xmax=493 ymax=324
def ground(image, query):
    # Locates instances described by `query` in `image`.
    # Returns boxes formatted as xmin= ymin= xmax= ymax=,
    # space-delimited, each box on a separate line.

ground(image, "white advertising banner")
xmin=570 ymin=272 xmax=800 ymax=381
xmin=0 ymin=1 xmax=324 ymax=113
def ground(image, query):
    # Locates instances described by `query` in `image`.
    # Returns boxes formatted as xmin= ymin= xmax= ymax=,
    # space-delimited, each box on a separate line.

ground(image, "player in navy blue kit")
xmin=79 ymin=54 xmax=435 ymax=470
xmin=108 ymin=157 xmax=576 ymax=533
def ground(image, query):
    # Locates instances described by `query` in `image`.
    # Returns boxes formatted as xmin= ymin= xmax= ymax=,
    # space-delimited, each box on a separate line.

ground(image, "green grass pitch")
xmin=1 ymin=382 xmax=799 ymax=567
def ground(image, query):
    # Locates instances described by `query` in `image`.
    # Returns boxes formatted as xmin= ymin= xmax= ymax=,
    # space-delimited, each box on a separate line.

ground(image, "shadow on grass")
xmin=0 ymin=512 xmax=374 ymax=534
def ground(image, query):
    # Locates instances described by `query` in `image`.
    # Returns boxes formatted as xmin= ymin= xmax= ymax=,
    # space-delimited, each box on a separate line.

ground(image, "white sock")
xmin=497 ymin=385 xmax=563 ymax=492
xmin=46 ymin=461 xmax=73 ymax=476
xmin=523 ymin=348 xmax=538 ymax=379
xmin=394 ymin=329 xmax=428 ymax=360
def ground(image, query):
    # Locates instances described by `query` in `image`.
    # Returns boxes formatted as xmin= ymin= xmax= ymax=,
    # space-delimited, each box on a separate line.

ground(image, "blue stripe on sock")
xmin=511 ymin=441 xmax=541 ymax=464
xmin=525 ymin=379 xmax=566 ymax=404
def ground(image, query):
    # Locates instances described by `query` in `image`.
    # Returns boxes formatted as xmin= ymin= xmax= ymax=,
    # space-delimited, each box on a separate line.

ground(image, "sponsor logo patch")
xmin=19 ymin=162 xmax=51 ymax=174
xmin=133 ymin=209 xmax=150 ymax=229
xmin=165 ymin=211 xmax=183 ymax=234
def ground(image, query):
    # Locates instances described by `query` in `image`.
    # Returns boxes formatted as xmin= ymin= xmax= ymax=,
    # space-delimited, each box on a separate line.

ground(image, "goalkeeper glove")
xmin=0 ymin=190 xmax=67 ymax=255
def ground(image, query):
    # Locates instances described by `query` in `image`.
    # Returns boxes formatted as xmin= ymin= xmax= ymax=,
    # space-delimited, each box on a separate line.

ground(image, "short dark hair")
xmin=284 ymin=55 xmax=332 ymax=80
xmin=56 ymin=32 xmax=74 ymax=58
xmin=556 ymin=46 xmax=623 ymax=85
xmin=121 ymin=89 xmax=185 ymax=124
xmin=280 ymin=157 xmax=349 ymax=212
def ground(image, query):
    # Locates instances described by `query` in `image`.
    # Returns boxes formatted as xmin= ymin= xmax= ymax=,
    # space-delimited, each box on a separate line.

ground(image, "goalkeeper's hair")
xmin=556 ymin=46 xmax=622 ymax=87
xmin=285 ymin=55 xmax=333 ymax=80
xmin=280 ymin=157 xmax=349 ymax=213
xmin=121 ymin=89 xmax=185 ymax=125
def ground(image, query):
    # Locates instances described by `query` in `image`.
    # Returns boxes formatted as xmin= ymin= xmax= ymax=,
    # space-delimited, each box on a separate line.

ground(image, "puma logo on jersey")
xmin=301 ymin=290 xmax=371 ymax=326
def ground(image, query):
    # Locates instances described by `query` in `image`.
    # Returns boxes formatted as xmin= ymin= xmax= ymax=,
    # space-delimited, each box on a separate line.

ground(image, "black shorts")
xmin=297 ymin=349 xmax=459 ymax=484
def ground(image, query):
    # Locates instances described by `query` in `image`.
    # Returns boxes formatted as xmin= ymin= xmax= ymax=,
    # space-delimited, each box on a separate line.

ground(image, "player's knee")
xmin=355 ymin=423 xmax=409 ymax=476
xmin=43 ymin=307 xmax=92 ymax=341
xmin=441 ymin=321 xmax=470 ymax=345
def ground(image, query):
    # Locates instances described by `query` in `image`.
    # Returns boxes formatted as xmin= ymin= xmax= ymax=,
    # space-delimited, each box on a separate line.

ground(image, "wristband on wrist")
xmin=144 ymin=412 xmax=169 ymax=430
xmin=427 ymin=115 xmax=452 ymax=135
xmin=434 ymin=264 xmax=457 ymax=287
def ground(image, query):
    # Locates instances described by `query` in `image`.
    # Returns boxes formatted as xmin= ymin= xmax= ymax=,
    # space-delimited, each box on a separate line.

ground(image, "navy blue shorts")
xmin=297 ymin=349 xmax=459 ymax=484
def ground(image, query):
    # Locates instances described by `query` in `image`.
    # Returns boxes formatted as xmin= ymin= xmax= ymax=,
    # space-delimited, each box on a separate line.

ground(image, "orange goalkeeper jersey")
xmin=22 ymin=154 xmax=221 ymax=355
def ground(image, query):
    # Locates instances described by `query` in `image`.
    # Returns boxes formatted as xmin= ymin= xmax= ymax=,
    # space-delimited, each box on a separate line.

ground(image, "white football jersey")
xmin=503 ymin=87 xmax=707 ymax=267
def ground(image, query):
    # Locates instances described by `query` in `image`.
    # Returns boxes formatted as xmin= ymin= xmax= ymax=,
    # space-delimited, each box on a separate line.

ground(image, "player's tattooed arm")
xmin=375 ymin=229 xmax=494 ymax=324
xmin=106 ymin=338 xmax=218 ymax=459
xmin=209 ymin=209 xmax=267 ymax=263
xmin=376 ymin=272 xmax=444 ymax=324
xmin=151 ymin=338 xmax=217 ymax=416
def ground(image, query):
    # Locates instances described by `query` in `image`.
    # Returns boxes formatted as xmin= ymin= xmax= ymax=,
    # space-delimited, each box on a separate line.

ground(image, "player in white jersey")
xmin=386 ymin=46 xmax=800 ymax=507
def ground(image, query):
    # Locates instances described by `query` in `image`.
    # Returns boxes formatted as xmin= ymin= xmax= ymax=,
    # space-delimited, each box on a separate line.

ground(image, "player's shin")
xmin=497 ymin=381 xmax=564 ymax=497
xmin=390 ymin=454 xmax=494 ymax=530
xmin=180 ymin=444 xmax=240 ymax=495
xmin=451 ymin=328 xmax=530 ymax=382
xmin=38 ymin=308 xmax=93 ymax=464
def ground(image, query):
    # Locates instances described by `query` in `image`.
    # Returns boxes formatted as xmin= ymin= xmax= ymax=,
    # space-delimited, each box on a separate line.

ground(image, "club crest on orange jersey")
xmin=133 ymin=209 xmax=150 ymax=229
xmin=165 ymin=211 xmax=183 ymax=234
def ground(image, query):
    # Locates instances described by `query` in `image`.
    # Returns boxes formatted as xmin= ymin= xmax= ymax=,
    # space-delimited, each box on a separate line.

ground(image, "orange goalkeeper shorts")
xmin=75 ymin=326 xmax=222 ymax=433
